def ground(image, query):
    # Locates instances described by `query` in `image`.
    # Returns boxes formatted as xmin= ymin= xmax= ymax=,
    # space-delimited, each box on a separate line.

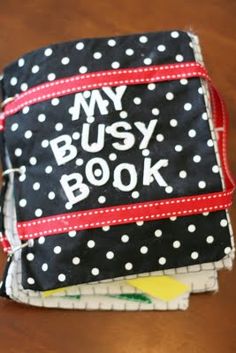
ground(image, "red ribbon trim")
xmin=0 ymin=61 xmax=234 ymax=242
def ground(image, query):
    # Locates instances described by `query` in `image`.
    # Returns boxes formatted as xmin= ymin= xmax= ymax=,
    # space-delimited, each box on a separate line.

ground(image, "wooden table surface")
xmin=0 ymin=1 xmax=236 ymax=352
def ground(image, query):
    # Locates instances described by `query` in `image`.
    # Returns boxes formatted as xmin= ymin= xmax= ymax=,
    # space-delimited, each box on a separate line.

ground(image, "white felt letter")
xmin=69 ymin=90 xmax=109 ymax=120
xmin=81 ymin=123 xmax=105 ymax=153
xmin=134 ymin=119 xmax=158 ymax=149
xmin=109 ymin=122 xmax=135 ymax=151
xmin=60 ymin=173 xmax=90 ymax=205
xmin=102 ymin=86 xmax=127 ymax=111
xmin=85 ymin=157 xmax=110 ymax=186
xmin=143 ymin=158 xmax=169 ymax=186
xmin=50 ymin=135 xmax=77 ymax=166
xmin=113 ymin=163 xmax=137 ymax=191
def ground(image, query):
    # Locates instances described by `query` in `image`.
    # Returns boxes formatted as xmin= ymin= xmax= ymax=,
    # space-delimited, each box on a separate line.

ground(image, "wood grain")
xmin=0 ymin=1 xmax=235 ymax=352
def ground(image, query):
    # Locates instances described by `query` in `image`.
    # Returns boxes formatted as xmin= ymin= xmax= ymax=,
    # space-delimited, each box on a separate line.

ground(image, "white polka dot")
xmin=38 ymin=114 xmax=46 ymax=122
xmin=91 ymin=268 xmax=99 ymax=276
xmin=44 ymin=48 xmax=53 ymax=56
xmin=42 ymin=263 xmax=48 ymax=271
xmin=206 ymin=236 xmax=214 ymax=244
xmin=131 ymin=191 xmax=140 ymax=199
xmin=102 ymin=226 xmax=110 ymax=231
xmin=198 ymin=87 xmax=203 ymax=94
xmin=26 ymin=253 xmax=34 ymax=261
xmin=15 ymin=148 xmax=22 ymax=157
xmin=139 ymin=35 xmax=148 ymax=43
xmin=55 ymin=123 xmax=63 ymax=131
xmin=19 ymin=199 xmax=27 ymax=207
xmin=22 ymin=106 xmax=30 ymax=114
xmin=125 ymin=262 xmax=133 ymax=270
xmin=188 ymin=129 xmax=196 ymax=138
xmin=176 ymin=54 xmax=184 ymax=62
xmin=10 ymin=77 xmax=18 ymax=86
xmin=72 ymin=257 xmax=80 ymax=265
xmin=48 ymin=191 xmax=55 ymax=200
xmin=220 ymin=219 xmax=228 ymax=227
xmin=148 ymin=83 xmax=156 ymax=91
xmin=170 ymin=119 xmax=178 ymax=127
xmin=158 ymin=257 xmax=166 ymax=265
xmin=87 ymin=240 xmax=95 ymax=248
xmin=180 ymin=79 xmax=188 ymax=85
xmin=35 ymin=208 xmax=43 ymax=217
xmin=156 ymin=134 xmax=164 ymax=142
xmin=76 ymin=42 xmax=84 ymax=50
xmin=45 ymin=166 xmax=53 ymax=174
xmin=166 ymin=92 xmax=174 ymax=100
xmin=24 ymin=130 xmax=32 ymax=139
xmin=165 ymin=186 xmax=173 ymax=193
xmin=33 ymin=182 xmax=40 ymax=191
xmin=173 ymin=240 xmax=181 ymax=248
xmin=106 ymin=251 xmax=114 ymax=260
xmin=32 ymin=65 xmax=39 ymax=73
xmin=212 ymin=165 xmax=219 ymax=173
xmin=191 ymin=251 xmax=199 ymax=260
xmin=79 ymin=66 xmax=87 ymax=74
xmin=21 ymin=83 xmax=28 ymax=91
xmin=144 ymin=58 xmax=152 ymax=65
xmin=157 ymin=44 xmax=166 ymax=52
xmin=184 ymin=103 xmax=192 ymax=111
xmin=108 ymin=39 xmax=116 ymax=47
xmin=188 ymin=224 xmax=196 ymax=232
xmin=87 ymin=116 xmax=95 ymax=123
xmin=27 ymin=277 xmax=35 ymax=285
xmin=224 ymin=247 xmax=231 ymax=255
xmin=68 ymin=231 xmax=76 ymax=237
xmin=152 ymin=108 xmax=160 ymax=116
xmin=171 ymin=31 xmax=179 ymax=38
xmin=121 ymin=234 xmax=129 ymax=243
xmin=58 ymin=274 xmax=66 ymax=282
xmin=38 ymin=236 xmax=45 ymax=244
xmin=133 ymin=97 xmax=141 ymax=105
xmin=154 ymin=229 xmax=162 ymax=237
xmin=111 ymin=61 xmax=120 ymax=69
xmin=48 ymin=73 xmax=56 ymax=81
xmin=61 ymin=57 xmax=70 ymax=65
xmin=179 ymin=170 xmax=187 ymax=178
xmin=198 ymin=181 xmax=206 ymax=189
xmin=175 ymin=144 xmax=183 ymax=152
xmin=109 ymin=153 xmax=117 ymax=161
xmin=93 ymin=52 xmax=102 ymax=59
xmin=203 ymin=212 xmax=209 ymax=216
xmin=202 ymin=112 xmax=208 ymax=120
xmin=65 ymin=202 xmax=72 ymax=210
xmin=76 ymin=158 xmax=83 ymax=166
xmin=54 ymin=246 xmax=61 ymax=254
xmin=72 ymin=132 xmax=80 ymax=140
xmin=142 ymin=149 xmax=150 ymax=156
xmin=98 ymin=195 xmax=106 ymax=204
xmin=193 ymin=155 xmax=201 ymax=163
xmin=170 ymin=216 xmax=177 ymax=221
xmin=119 ymin=111 xmax=128 ymax=119
xmin=94 ymin=169 xmax=102 ymax=177
xmin=125 ymin=48 xmax=134 ymax=56
xmin=51 ymin=98 xmax=60 ymax=106
xmin=207 ymin=139 xmax=214 ymax=147
xmin=11 ymin=123 xmax=19 ymax=131
xmin=83 ymin=91 xmax=91 ymax=98
xmin=18 ymin=58 xmax=25 ymax=67
xmin=136 ymin=221 xmax=144 ymax=226
xmin=140 ymin=246 xmax=148 ymax=254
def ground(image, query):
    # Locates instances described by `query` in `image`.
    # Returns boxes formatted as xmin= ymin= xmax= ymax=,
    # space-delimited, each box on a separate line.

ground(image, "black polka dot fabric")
xmin=0 ymin=30 xmax=232 ymax=291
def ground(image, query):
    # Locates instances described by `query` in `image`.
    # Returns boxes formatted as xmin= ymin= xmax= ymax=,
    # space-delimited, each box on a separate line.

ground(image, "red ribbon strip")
xmin=0 ymin=61 xmax=234 ymax=243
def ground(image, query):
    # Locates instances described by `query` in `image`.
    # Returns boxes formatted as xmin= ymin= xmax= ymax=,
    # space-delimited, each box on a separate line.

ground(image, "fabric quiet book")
xmin=0 ymin=29 xmax=234 ymax=310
